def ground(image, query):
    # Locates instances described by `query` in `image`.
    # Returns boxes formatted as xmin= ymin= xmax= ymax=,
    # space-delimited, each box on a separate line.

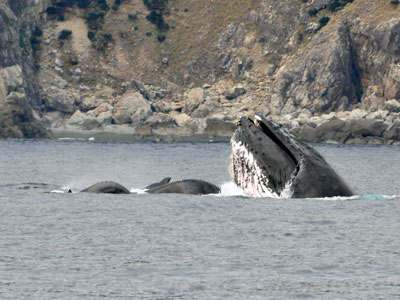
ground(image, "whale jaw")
xmin=230 ymin=115 xmax=353 ymax=198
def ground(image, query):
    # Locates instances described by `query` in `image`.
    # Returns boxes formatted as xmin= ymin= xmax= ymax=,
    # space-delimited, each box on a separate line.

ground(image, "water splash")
xmin=219 ymin=182 xmax=249 ymax=197
xmin=130 ymin=188 xmax=148 ymax=194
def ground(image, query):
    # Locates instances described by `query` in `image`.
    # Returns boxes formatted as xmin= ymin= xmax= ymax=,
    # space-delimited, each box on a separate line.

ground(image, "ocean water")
xmin=0 ymin=139 xmax=399 ymax=299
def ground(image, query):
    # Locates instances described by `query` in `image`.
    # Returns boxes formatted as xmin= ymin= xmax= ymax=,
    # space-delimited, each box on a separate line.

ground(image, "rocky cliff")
xmin=0 ymin=0 xmax=50 ymax=137
xmin=0 ymin=0 xmax=399 ymax=143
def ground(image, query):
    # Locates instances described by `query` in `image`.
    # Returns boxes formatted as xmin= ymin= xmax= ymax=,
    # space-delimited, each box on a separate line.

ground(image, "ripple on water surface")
xmin=0 ymin=140 xmax=399 ymax=299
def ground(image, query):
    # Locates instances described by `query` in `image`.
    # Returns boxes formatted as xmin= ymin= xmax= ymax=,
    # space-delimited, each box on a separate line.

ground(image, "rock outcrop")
xmin=0 ymin=0 xmax=399 ymax=144
xmin=0 ymin=0 xmax=49 ymax=138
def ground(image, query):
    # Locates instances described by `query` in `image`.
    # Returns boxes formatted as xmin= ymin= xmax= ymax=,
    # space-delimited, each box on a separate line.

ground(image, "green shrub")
xmin=146 ymin=10 xmax=169 ymax=31
xmin=157 ymin=34 xmax=166 ymax=42
xmin=143 ymin=0 xmax=168 ymax=11
xmin=146 ymin=10 xmax=161 ymax=23
xmin=319 ymin=16 xmax=330 ymax=26
xmin=46 ymin=6 xmax=60 ymax=15
xmin=58 ymin=13 xmax=65 ymax=21
xmin=328 ymin=0 xmax=342 ymax=11
xmin=111 ymin=4 xmax=119 ymax=10
xmin=99 ymin=3 xmax=108 ymax=10
xmin=308 ymin=8 xmax=318 ymax=16
xmin=30 ymin=36 xmax=40 ymax=45
xmin=30 ymin=36 xmax=41 ymax=51
xmin=63 ymin=0 xmax=76 ymax=7
xmin=58 ymin=29 xmax=72 ymax=39
xmin=145 ymin=31 xmax=152 ymax=36
xmin=391 ymin=0 xmax=399 ymax=4
xmin=33 ymin=26 xmax=43 ymax=36
xmin=103 ymin=33 xmax=113 ymax=41
xmin=88 ymin=31 xmax=95 ymax=40
xmin=128 ymin=13 xmax=137 ymax=20
xmin=77 ymin=0 xmax=91 ymax=8
xmin=19 ymin=27 xmax=31 ymax=56
xmin=85 ymin=10 xmax=104 ymax=21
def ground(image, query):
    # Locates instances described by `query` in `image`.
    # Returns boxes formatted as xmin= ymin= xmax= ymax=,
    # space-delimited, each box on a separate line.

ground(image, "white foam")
xmin=129 ymin=188 xmax=148 ymax=194
xmin=50 ymin=189 xmax=66 ymax=194
xmin=219 ymin=182 xmax=249 ymax=197
xmin=231 ymin=140 xmax=279 ymax=198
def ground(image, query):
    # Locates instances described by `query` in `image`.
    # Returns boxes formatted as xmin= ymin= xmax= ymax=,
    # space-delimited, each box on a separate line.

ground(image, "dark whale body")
xmin=81 ymin=181 xmax=130 ymax=194
xmin=146 ymin=179 xmax=220 ymax=195
xmin=81 ymin=178 xmax=220 ymax=195
xmin=231 ymin=114 xmax=353 ymax=198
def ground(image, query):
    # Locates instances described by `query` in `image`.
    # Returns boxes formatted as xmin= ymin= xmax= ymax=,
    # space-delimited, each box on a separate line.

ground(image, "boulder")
xmin=384 ymin=99 xmax=400 ymax=113
xmin=44 ymin=89 xmax=77 ymax=113
xmin=80 ymin=96 xmax=106 ymax=112
xmin=170 ymin=112 xmax=192 ymax=127
xmin=113 ymin=92 xmax=152 ymax=125
xmin=315 ymin=118 xmax=348 ymax=143
xmin=384 ymin=121 xmax=400 ymax=140
xmin=182 ymin=88 xmax=204 ymax=114
xmin=347 ymin=119 xmax=387 ymax=138
xmin=145 ymin=113 xmax=177 ymax=127
xmin=66 ymin=110 xmax=101 ymax=130
xmin=223 ymin=86 xmax=246 ymax=100
xmin=203 ymin=118 xmax=236 ymax=136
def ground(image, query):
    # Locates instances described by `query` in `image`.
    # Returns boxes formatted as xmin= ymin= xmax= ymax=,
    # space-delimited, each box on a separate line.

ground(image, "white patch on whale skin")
xmin=231 ymin=140 xmax=294 ymax=198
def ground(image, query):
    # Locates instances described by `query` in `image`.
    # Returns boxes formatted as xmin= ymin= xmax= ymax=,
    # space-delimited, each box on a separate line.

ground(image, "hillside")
xmin=0 ymin=0 xmax=399 ymax=143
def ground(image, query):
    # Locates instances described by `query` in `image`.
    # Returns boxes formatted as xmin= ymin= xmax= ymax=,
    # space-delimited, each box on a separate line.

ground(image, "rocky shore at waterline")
xmin=47 ymin=102 xmax=400 ymax=145
xmin=1 ymin=0 xmax=400 ymax=145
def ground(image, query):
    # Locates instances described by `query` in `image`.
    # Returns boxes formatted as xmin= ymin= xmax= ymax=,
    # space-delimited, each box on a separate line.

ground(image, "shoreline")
xmin=49 ymin=128 xmax=232 ymax=143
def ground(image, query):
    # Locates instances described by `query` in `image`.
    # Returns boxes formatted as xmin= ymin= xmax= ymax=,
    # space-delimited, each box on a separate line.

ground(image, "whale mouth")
xmin=231 ymin=115 xmax=299 ymax=198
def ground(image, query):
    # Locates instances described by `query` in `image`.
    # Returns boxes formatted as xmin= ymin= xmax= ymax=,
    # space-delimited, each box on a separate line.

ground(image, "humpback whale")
xmin=231 ymin=114 xmax=353 ymax=198
xmin=81 ymin=178 xmax=220 ymax=195
xmin=81 ymin=181 xmax=130 ymax=194
xmin=146 ymin=179 xmax=220 ymax=195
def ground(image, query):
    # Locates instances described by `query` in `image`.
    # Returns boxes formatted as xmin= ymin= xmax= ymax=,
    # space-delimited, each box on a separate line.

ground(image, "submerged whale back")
xmin=81 ymin=181 xmax=130 ymax=194
xmin=147 ymin=179 xmax=220 ymax=195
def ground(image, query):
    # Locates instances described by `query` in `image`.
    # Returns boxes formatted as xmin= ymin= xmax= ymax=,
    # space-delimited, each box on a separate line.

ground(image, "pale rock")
xmin=347 ymin=109 xmax=368 ymax=121
xmin=384 ymin=99 xmax=400 ymax=113
xmin=52 ymin=77 xmax=68 ymax=89
xmin=0 ymin=65 xmax=24 ymax=94
xmin=183 ymin=87 xmax=205 ymax=114
xmin=87 ymin=103 xmax=113 ymax=117
xmin=41 ymin=111 xmax=65 ymax=128
xmin=223 ymin=86 xmax=246 ymax=100
xmin=66 ymin=110 xmax=101 ymax=130
xmin=170 ymin=112 xmax=192 ymax=127
xmin=80 ymin=96 xmax=105 ymax=112
xmin=365 ymin=110 xmax=389 ymax=120
xmin=113 ymin=92 xmax=152 ymax=124
xmin=55 ymin=58 xmax=63 ymax=68
xmin=145 ymin=113 xmax=176 ymax=127
xmin=44 ymin=89 xmax=77 ymax=113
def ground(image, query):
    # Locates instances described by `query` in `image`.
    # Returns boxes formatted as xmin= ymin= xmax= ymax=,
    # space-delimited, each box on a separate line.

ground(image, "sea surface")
xmin=0 ymin=139 xmax=399 ymax=299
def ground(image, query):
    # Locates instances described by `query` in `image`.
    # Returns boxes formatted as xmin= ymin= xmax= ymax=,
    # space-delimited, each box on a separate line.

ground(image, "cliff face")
xmin=1 ymin=0 xmax=400 ymax=143
xmin=0 ymin=0 xmax=49 ymax=137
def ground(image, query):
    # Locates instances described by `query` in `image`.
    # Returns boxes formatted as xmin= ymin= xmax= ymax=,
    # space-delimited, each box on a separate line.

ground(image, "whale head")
xmin=230 ymin=114 xmax=353 ymax=198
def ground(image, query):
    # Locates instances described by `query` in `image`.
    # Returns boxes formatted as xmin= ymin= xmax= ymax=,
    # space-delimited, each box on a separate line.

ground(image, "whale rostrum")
xmin=230 ymin=114 xmax=353 ymax=198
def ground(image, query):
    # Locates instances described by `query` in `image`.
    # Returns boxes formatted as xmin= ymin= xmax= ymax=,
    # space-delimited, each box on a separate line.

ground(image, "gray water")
xmin=0 ymin=139 xmax=399 ymax=299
